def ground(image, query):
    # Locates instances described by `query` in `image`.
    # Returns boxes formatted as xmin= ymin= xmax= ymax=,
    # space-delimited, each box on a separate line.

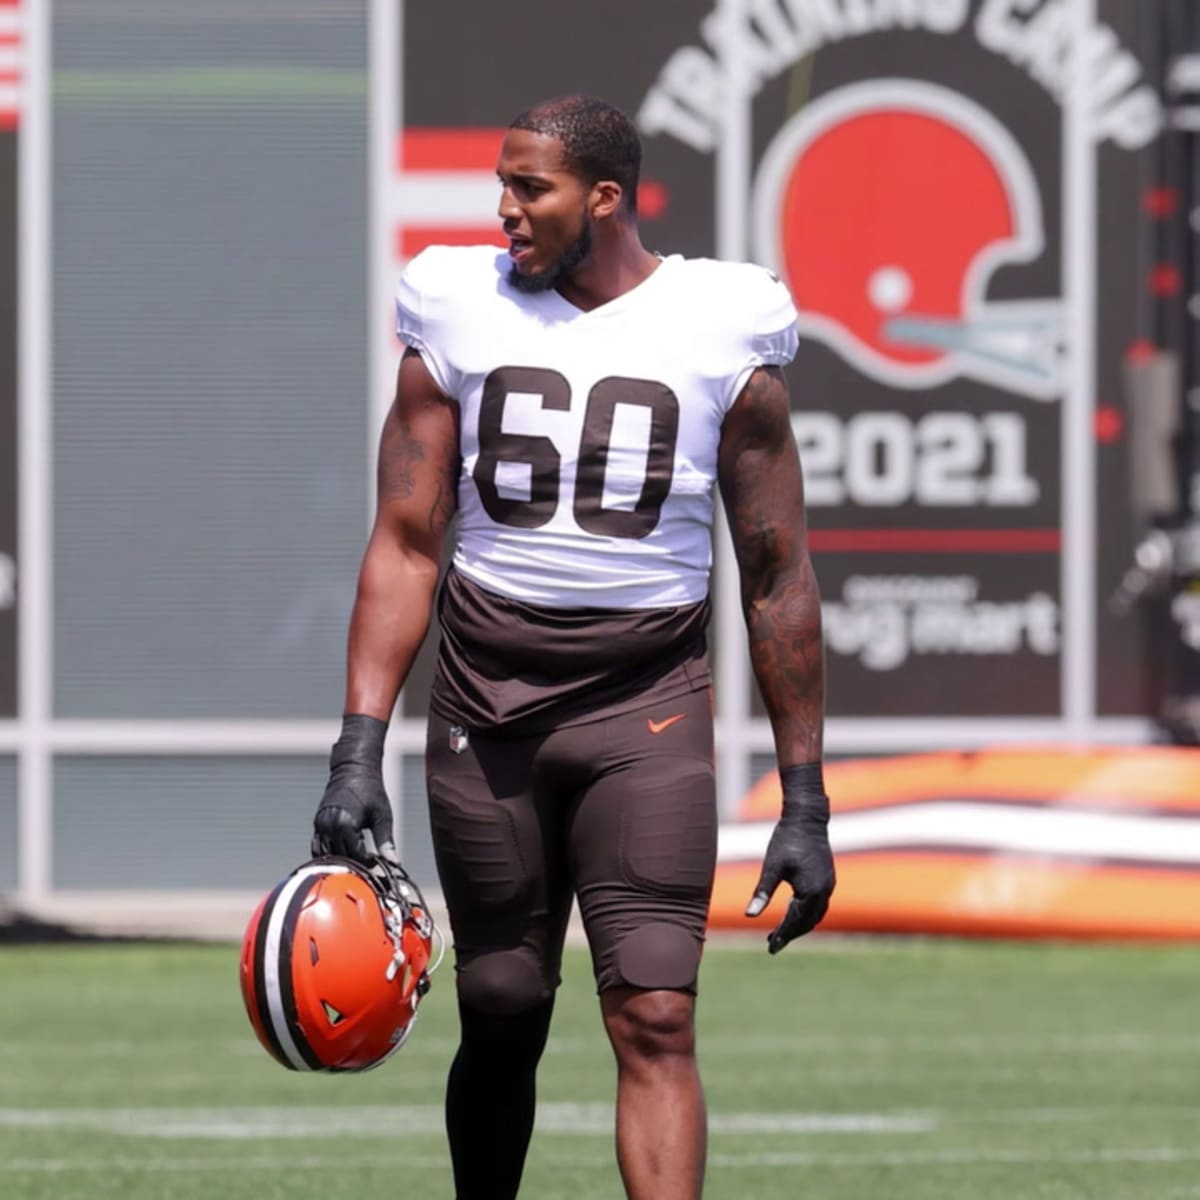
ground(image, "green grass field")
xmin=1 ymin=938 xmax=1197 ymax=1199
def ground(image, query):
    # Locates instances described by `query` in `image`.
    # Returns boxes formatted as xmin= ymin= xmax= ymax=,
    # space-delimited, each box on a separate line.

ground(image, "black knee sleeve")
xmin=457 ymin=990 xmax=555 ymax=1067
xmin=455 ymin=947 xmax=553 ymax=1016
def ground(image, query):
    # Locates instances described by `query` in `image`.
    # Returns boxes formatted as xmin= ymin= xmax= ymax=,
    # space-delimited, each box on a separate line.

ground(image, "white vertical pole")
xmin=370 ymin=0 xmax=403 ymax=850
xmin=17 ymin=0 xmax=52 ymax=902
xmin=1061 ymin=0 xmax=1098 ymax=741
xmin=715 ymin=0 xmax=751 ymax=269
xmin=714 ymin=0 xmax=754 ymax=814
xmin=370 ymin=0 xmax=399 ymax=451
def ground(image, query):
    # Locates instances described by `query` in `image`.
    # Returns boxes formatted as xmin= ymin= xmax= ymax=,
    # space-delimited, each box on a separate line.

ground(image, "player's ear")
xmin=590 ymin=179 xmax=624 ymax=220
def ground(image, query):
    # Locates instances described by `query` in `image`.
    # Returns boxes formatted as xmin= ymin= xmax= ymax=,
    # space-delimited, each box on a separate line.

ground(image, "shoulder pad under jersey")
xmin=395 ymin=245 xmax=505 ymax=396
xmin=674 ymin=257 xmax=799 ymax=409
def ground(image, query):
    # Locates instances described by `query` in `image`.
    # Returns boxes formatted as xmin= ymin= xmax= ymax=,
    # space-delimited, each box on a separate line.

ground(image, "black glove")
xmin=744 ymin=762 xmax=836 ymax=954
xmin=311 ymin=714 xmax=399 ymax=865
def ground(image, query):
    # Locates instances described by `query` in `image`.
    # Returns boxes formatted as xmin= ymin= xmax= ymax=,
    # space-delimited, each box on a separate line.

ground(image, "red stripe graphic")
xmin=395 ymin=127 xmax=509 ymax=263
xmin=396 ymin=224 xmax=504 ymax=261
xmin=0 ymin=0 xmax=22 ymax=131
xmin=399 ymin=127 xmax=503 ymax=172
xmin=808 ymin=528 xmax=1062 ymax=553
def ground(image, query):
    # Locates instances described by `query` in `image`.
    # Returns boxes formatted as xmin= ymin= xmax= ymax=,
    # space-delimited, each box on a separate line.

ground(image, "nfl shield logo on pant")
xmin=449 ymin=725 xmax=469 ymax=755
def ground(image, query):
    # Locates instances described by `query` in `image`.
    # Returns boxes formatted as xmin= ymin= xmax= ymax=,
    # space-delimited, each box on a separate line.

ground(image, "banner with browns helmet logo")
xmin=639 ymin=0 xmax=1162 ymax=725
xmin=396 ymin=0 xmax=1162 ymax=731
xmin=0 ymin=0 xmax=21 ymax=718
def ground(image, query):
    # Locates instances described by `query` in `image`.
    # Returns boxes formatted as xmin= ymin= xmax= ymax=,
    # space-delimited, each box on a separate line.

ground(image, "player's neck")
xmin=556 ymin=230 xmax=660 ymax=313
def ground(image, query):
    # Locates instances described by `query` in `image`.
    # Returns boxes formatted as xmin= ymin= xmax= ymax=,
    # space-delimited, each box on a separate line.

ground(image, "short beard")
xmin=508 ymin=220 xmax=593 ymax=294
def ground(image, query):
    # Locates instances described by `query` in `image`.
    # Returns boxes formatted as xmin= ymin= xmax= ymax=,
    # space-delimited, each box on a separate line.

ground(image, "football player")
xmin=312 ymin=94 xmax=834 ymax=1200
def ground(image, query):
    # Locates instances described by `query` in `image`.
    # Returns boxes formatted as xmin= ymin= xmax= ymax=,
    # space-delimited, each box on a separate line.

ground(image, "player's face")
xmin=497 ymin=129 xmax=593 ymax=293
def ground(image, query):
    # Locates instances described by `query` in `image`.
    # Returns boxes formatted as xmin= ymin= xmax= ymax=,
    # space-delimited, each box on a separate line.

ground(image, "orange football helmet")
xmin=239 ymin=857 xmax=441 ymax=1072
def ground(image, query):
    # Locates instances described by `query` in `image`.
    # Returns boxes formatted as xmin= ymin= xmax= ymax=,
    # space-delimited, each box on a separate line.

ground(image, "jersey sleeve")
xmin=727 ymin=267 xmax=800 ymax=409
xmin=395 ymin=247 xmax=461 ymax=396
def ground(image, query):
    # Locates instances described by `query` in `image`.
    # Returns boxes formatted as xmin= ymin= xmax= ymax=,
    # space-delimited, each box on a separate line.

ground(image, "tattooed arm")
xmin=343 ymin=347 xmax=460 ymax=720
xmin=717 ymin=365 xmax=824 ymax=766
xmin=310 ymin=349 xmax=457 ymax=864
xmin=719 ymin=365 xmax=833 ymax=949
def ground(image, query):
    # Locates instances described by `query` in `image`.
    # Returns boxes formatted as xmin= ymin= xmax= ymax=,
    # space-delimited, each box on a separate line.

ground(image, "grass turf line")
xmin=0 ymin=939 xmax=1196 ymax=1199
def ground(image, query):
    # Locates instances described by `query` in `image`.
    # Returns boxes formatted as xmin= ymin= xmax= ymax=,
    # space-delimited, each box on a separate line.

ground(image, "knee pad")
xmin=456 ymin=947 xmax=553 ymax=1017
xmin=612 ymin=922 xmax=702 ymax=993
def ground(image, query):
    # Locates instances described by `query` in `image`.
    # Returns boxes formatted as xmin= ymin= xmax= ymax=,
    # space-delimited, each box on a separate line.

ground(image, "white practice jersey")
xmin=396 ymin=245 xmax=798 ymax=610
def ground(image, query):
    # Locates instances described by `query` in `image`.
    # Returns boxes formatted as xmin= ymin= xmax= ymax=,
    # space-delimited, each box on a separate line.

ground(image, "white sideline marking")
xmin=707 ymin=1148 xmax=1200 ymax=1168
xmin=2 ymin=1155 xmax=455 ymax=1173
xmin=700 ymin=1032 xmax=1200 ymax=1054
xmin=7 ymin=1029 xmax=1198 ymax=1062
xmin=3 ymin=1105 xmax=1197 ymax=1143
xmin=535 ymin=1105 xmax=935 ymax=1135
xmin=4 ymin=1147 xmax=1199 ymax=1173
xmin=0 ymin=1105 xmax=934 ymax=1139
xmin=965 ymin=1106 xmax=1200 ymax=1125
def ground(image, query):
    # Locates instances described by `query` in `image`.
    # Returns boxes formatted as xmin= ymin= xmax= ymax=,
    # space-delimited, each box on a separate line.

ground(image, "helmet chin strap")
xmin=369 ymin=857 xmax=446 ymax=986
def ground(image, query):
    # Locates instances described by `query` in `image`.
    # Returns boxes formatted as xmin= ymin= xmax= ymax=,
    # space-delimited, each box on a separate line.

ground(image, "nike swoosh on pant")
xmin=647 ymin=714 xmax=686 ymax=734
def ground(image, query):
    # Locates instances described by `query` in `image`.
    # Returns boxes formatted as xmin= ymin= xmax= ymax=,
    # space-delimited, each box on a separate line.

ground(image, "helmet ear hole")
xmin=238 ymin=857 xmax=439 ymax=1073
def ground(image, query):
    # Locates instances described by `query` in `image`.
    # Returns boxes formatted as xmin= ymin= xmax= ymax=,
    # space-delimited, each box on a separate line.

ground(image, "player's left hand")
xmin=744 ymin=762 xmax=836 ymax=953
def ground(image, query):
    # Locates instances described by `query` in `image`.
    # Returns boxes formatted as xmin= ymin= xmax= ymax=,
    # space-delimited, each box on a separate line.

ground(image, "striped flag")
xmin=394 ymin=128 xmax=508 ymax=264
xmin=0 ymin=0 xmax=23 ymax=132
xmin=394 ymin=127 xmax=670 ymax=266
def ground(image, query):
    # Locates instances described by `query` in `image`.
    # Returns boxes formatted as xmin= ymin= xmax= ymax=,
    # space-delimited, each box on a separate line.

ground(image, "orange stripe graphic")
xmin=713 ymin=747 xmax=1200 ymax=940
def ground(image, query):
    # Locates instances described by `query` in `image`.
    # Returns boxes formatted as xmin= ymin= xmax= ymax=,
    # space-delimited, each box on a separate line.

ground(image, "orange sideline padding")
xmin=711 ymin=746 xmax=1200 ymax=940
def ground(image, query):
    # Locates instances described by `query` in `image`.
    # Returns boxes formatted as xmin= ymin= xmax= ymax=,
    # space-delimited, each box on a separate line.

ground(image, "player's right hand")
xmin=311 ymin=714 xmax=399 ymax=866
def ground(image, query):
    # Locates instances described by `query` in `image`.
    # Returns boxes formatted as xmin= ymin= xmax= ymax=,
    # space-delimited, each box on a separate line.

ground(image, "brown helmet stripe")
xmin=251 ymin=877 xmax=293 ymax=1069
xmin=274 ymin=875 xmax=326 ymax=1070
xmin=257 ymin=866 xmax=340 ymax=1071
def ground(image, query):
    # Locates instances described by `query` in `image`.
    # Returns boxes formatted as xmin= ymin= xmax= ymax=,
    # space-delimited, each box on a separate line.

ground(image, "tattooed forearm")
xmin=745 ymin=560 xmax=825 ymax=764
xmin=377 ymin=410 xmax=427 ymax=501
xmin=719 ymin=366 xmax=825 ymax=765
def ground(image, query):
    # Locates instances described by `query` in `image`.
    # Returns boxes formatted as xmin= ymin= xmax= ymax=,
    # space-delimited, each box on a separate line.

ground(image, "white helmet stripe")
xmin=262 ymin=864 xmax=350 ymax=1071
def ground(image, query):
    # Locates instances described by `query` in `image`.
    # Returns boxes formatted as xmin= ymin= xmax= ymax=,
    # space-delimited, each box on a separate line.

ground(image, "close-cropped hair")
xmin=509 ymin=94 xmax=642 ymax=214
